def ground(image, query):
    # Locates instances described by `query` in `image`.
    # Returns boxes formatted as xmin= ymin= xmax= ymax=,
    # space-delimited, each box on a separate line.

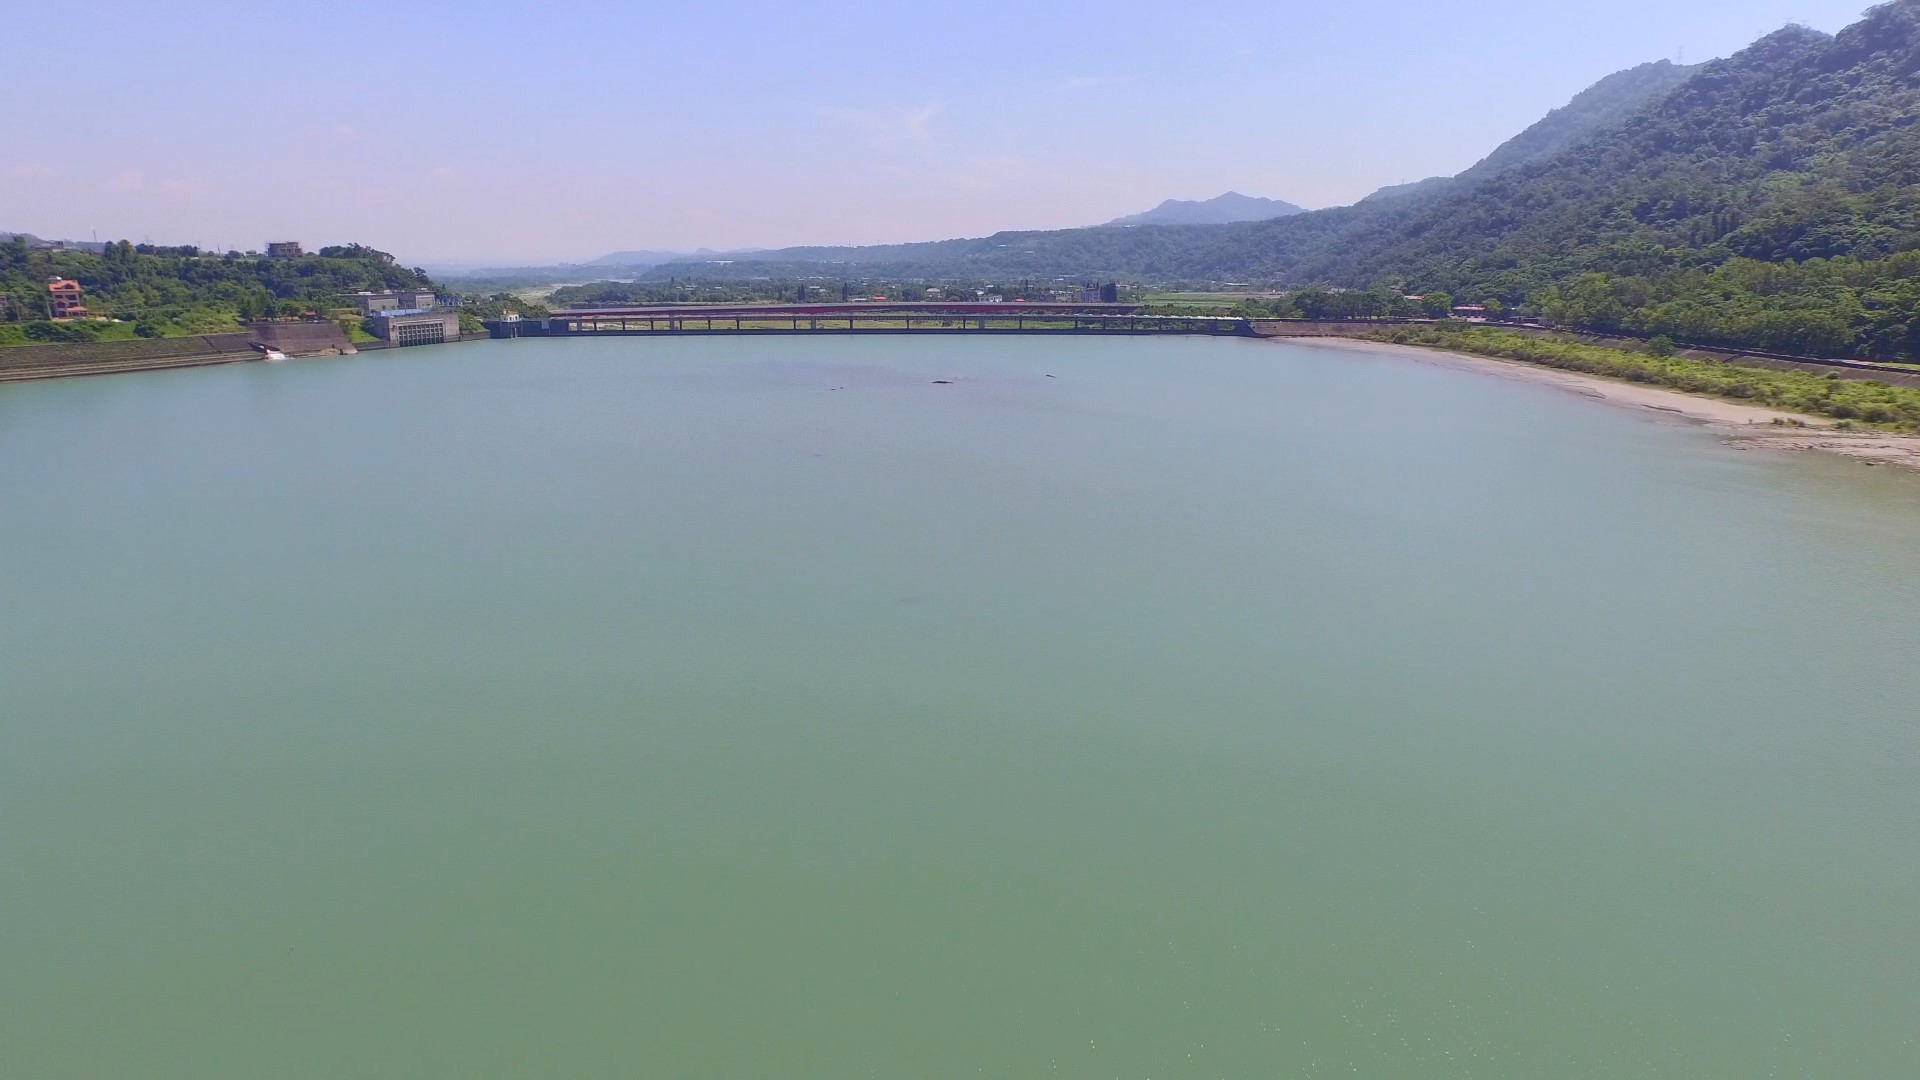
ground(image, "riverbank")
xmin=1304 ymin=336 xmax=1920 ymax=472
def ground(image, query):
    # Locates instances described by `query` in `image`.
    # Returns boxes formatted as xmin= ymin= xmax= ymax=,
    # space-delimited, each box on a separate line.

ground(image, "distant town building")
xmin=47 ymin=278 xmax=87 ymax=318
xmin=266 ymin=241 xmax=304 ymax=258
xmin=1452 ymin=305 xmax=1489 ymax=320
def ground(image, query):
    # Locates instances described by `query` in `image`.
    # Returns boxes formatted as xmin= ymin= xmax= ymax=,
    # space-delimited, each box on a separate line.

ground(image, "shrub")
xmin=22 ymin=320 xmax=104 ymax=343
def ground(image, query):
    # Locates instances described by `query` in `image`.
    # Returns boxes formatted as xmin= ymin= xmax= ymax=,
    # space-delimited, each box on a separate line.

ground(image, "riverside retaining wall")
xmin=0 ymin=334 xmax=260 ymax=382
xmin=0 ymin=321 xmax=364 ymax=383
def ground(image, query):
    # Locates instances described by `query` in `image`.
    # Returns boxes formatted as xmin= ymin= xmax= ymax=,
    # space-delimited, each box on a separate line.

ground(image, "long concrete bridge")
xmin=486 ymin=301 xmax=1254 ymax=339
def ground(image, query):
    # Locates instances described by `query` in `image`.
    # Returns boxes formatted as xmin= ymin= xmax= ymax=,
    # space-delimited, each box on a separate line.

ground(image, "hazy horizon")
xmin=5 ymin=0 xmax=1872 ymax=264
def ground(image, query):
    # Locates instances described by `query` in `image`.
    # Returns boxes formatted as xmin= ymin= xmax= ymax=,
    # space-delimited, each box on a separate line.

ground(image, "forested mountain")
xmin=1359 ymin=59 xmax=1699 ymax=206
xmin=1101 ymin=193 xmax=1305 ymax=227
xmin=652 ymin=1 xmax=1920 ymax=359
xmin=1294 ymin=7 xmax=1920 ymax=356
xmin=1357 ymin=176 xmax=1455 ymax=205
xmin=1467 ymin=60 xmax=1701 ymax=181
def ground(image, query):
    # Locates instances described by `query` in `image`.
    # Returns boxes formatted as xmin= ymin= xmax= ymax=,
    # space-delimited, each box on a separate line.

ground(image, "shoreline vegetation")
xmin=1357 ymin=324 xmax=1920 ymax=430
xmin=1319 ymin=325 xmax=1920 ymax=472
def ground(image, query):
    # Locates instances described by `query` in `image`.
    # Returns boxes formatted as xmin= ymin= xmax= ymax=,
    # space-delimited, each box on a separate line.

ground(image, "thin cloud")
xmin=903 ymin=102 xmax=940 ymax=141
xmin=1055 ymin=75 xmax=1133 ymax=91
xmin=824 ymin=101 xmax=943 ymax=150
xmin=103 ymin=169 xmax=145 ymax=193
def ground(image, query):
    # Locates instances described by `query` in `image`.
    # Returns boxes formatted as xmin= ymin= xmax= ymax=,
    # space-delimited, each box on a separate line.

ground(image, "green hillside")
xmin=1467 ymin=60 xmax=1702 ymax=181
xmin=1360 ymin=59 xmax=1700 ymax=206
xmin=0 ymin=239 xmax=435 ymax=344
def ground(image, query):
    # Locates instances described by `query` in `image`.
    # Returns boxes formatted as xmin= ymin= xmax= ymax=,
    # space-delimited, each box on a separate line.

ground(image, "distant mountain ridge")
xmin=634 ymin=58 xmax=1713 ymax=277
xmin=591 ymin=247 xmax=762 ymax=267
xmin=1101 ymin=192 xmax=1305 ymax=227
xmin=0 ymin=231 xmax=108 ymax=253
xmin=590 ymin=250 xmax=683 ymax=267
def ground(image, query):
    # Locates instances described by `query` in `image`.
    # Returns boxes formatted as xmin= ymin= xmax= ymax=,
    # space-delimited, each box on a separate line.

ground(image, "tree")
xmin=1421 ymin=292 xmax=1455 ymax=318
xmin=1291 ymin=287 xmax=1335 ymax=320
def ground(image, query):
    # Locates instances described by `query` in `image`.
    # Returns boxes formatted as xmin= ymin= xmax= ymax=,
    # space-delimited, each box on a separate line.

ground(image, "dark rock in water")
xmin=932 ymin=380 xmax=953 ymax=385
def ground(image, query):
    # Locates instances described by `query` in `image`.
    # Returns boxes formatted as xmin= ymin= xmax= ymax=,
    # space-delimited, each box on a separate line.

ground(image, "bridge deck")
xmin=490 ymin=312 xmax=1252 ymax=339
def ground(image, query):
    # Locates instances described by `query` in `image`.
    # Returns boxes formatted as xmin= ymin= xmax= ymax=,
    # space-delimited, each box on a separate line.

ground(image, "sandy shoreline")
xmin=1297 ymin=336 xmax=1920 ymax=473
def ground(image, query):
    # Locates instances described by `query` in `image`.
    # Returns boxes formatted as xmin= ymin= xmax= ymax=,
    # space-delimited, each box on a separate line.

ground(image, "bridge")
xmin=486 ymin=302 xmax=1254 ymax=339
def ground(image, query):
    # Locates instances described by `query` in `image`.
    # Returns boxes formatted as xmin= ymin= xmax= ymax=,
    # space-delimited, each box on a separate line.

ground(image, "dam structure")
xmin=486 ymin=302 xmax=1254 ymax=339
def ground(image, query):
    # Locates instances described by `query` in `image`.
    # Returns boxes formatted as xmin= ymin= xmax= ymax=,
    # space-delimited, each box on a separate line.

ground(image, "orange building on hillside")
xmin=48 ymin=278 xmax=87 ymax=318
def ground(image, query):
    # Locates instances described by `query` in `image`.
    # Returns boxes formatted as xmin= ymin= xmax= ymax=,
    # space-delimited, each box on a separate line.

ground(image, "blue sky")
xmin=3 ymin=0 xmax=1878 ymax=263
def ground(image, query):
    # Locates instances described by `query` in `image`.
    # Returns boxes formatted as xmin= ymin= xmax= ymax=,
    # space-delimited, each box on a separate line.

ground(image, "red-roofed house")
xmin=48 ymin=278 xmax=87 ymax=319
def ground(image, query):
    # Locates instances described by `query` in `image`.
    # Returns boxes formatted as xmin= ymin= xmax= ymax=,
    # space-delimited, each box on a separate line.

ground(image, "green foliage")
xmin=460 ymin=292 xmax=550 ymax=321
xmin=21 ymin=320 xmax=104 ymax=343
xmin=1370 ymin=324 xmax=1920 ymax=430
xmin=1468 ymin=61 xmax=1701 ymax=182
xmin=0 ymin=240 xmax=434 ymax=346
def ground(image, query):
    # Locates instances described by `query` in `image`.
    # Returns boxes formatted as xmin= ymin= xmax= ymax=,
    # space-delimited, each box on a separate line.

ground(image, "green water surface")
xmin=2 ymin=335 xmax=1917 ymax=1077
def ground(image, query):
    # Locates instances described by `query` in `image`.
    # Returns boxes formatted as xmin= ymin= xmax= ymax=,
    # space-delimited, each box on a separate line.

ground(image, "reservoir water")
xmin=2 ymin=335 xmax=1918 ymax=1077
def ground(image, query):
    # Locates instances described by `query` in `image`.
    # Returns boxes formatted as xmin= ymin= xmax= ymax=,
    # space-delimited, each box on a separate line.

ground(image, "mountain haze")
xmin=591 ymin=250 xmax=684 ymax=267
xmin=648 ymin=55 xmax=1719 ymax=280
xmin=1101 ymin=193 xmax=1305 ymax=227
